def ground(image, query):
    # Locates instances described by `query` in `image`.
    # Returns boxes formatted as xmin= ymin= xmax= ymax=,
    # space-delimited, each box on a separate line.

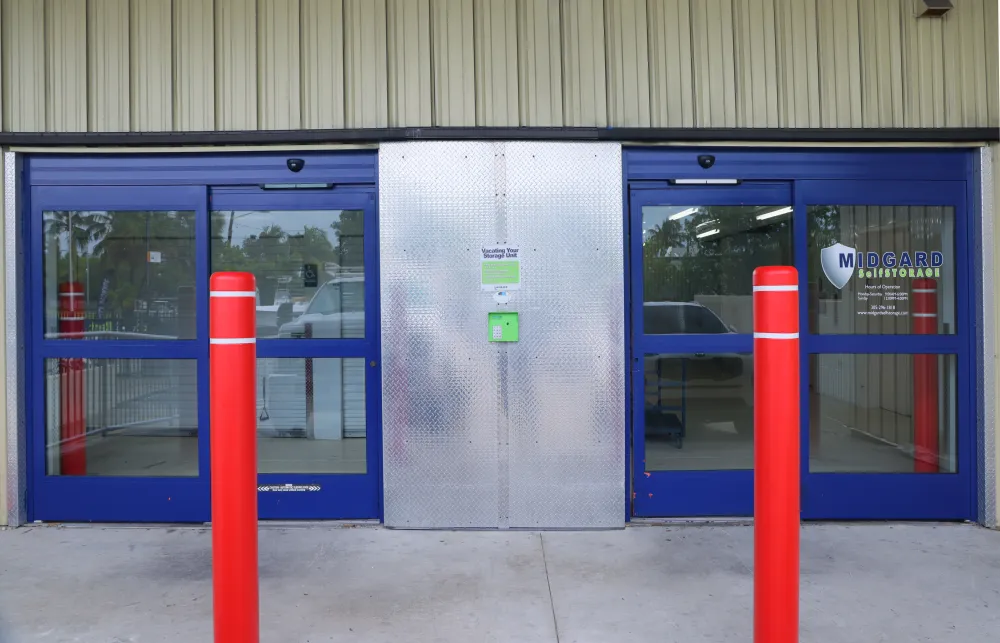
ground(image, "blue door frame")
xmin=23 ymin=152 xmax=382 ymax=523
xmin=625 ymin=148 xmax=980 ymax=521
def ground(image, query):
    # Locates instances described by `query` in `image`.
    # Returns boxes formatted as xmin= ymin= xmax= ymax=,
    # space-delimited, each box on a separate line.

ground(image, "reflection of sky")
xmin=214 ymin=210 xmax=346 ymax=246
xmin=641 ymin=206 xmax=700 ymax=243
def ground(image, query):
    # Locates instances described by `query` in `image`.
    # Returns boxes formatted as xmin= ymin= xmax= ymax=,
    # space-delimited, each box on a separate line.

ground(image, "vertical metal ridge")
xmin=258 ymin=0 xmax=301 ymax=130
xmin=647 ymin=0 xmax=694 ymax=127
xmin=344 ymin=0 xmax=389 ymax=128
xmin=516 ymin=0 xmax=563 ymax=126
xmin=87 ymin=0 xmax=130 ymax=132
xmin=605 ymin=0 xmax=650 ymax=127
xmin=300 ymin=0 xmax=346 ymax=129
xmin=130 ymin=0 xmax=173 ymax=132
xmin=473 ymin=0 xmax=518 ymax=127
xmin=44 ymin=0 xmax=87 ymax=132
xmin=2 ymin=0 xmax=45 ymax=131
xmin=690 ymin=0 xmax=737 ymax=127
xmin=431 ymin=0 xmax=475 ymax=127
xmin=560 ymin=0 xmax=607 ymax=126
xmin=172 ymin=0 xmax=215 ymax=131
xmin=387 ymin=0 xmax=432 ymax=127
xmin=215 ymin=0 xmax=258 ymax=131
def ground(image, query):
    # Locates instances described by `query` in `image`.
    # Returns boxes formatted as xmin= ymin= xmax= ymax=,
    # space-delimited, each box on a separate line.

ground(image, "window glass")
xmin=644 ymin=353 xmax=754 ymax=471
xmin=809 ymin=354 xmax=957 ymax=473
xmin=642 ymin=205 xmax=792 ymax=334
xmin=45 ymin=359 xmax=198 ymax=476
xmin=257 ymin=357 xmax=366 ymax=474
xmin=43 ymin=210 xmax=197 ymax=340
xmin=807 ymin=205 xmax=956 ymax=335
xmin=210 ymin=210 xmax=365 ymax=339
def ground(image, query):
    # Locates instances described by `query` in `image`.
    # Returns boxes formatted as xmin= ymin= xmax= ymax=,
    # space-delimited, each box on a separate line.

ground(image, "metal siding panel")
xmin=130 ymin=0 xmax=173 ymax=131
xmin=344 ymin=0 xmax=388 ymax=128
xmin=817 ymin=0 xmax=862 ymax=127
xmin=216 ymin=0 xmax=258 ymax=130
xmin=691 ymin=0 xmax=737 ymax=127
xmin=388 ymin=0 xmax=432 ymax=126
xmin=474 ymin=0 xmax=518 ymax=126
xmin=734 ymin=0 xmax=780 ymax=127
xmin=380 ymin=142 xmax=501 ymax=528
xmin=775 ymin=0 xmax=820 ymax=127
xmin=605 ymin=0 xmax=650 ymax=127
xmin=516 ymin=0 xmax=562 ymax=126
xmin=987 ymin=0 xmax=999 ymax=126
xmin=902 ymin=1 xmax=946 ymax=127
xmin=88 ymin=0 xmax=130 ymax=132
xmin=301 ymin=0 xmax=346 ymax=129
xmin=859 ymin=0 xmax=904 ymax=128
xmin=647 ymin=0 xmax=694 ymax=127
xmin=942 ymin=0 xmax=990 ymax=127
xmin=431 ymin=0 xmax=475 ymax=126
xmin=561 ymin=0 xmax=607 ymax=126
xmin=173 ymin=0 xmax=216 ymax=131
xmin=258 ymin=0 xmax=301 ymax=130
xmin=45 ymin=0 xmax=87 ymax=132
xmin=2 ymin=0 xmax=45 ymax=131
xmin=504 ymin=142 xmax=624 ymax=528
xmin=379 ymin=141 xmax=624 ymax=529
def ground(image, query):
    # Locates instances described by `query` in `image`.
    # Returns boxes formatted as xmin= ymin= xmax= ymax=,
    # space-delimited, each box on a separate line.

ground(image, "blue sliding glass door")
xmin=798 ymin=180 xmax=974 ymax=520
xmin=28 ymin=184 xmax=382 ymax=522
xmin=630 ymin=182 xmax=793 ymax=517
xmin=629 ymin=178 xmax=975 ymax=520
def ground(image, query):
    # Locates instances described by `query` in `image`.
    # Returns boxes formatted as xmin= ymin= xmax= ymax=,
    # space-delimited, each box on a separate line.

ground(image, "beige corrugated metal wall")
xmin=0 ymin=0 xmax=996 ymax=132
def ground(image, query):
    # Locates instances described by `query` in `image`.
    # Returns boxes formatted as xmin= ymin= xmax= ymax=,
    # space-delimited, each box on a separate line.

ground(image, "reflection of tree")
xmin=210 ymin=211 xmax=362 ymax=306
xmin=45 ymin=210 xmax=197 ymax=335
xmin=642 ymin=206 xmax=792 ymax=302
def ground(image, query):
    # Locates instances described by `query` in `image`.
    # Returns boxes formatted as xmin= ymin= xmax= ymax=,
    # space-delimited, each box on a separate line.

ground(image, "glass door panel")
xmin=631 ymin=183 xmax=793 ymax=517
xmin=209 ymin=189 xmax=380 ymax=520
xmin=29 ymin=186 xmax=209 ymax=523
xmin=799 ymin=180 xmax=973 ymax=520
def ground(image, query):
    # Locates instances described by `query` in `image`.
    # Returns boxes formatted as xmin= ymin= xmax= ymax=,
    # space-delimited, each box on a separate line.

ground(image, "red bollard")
xmin=210 ymin=272 xmax=259 ymax=643
xmin=912 ymin=278 xmax=939 ymax=473
xmin=59 ymin=282 xmax=87 ymax=475
xmin=753 ymin=266 xmax=800 ymax=643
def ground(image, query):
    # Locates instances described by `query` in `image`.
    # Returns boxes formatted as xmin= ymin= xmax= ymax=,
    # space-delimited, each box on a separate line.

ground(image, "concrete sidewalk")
xmin=0 ymin=522 xmax=997 ymax=643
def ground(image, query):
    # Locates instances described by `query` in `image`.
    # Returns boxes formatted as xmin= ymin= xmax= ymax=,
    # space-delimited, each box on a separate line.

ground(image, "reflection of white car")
xmin=643 ymin=302 xmax=754 ymax=438
xmin=277 ymin=276 xmax=365 ymax=339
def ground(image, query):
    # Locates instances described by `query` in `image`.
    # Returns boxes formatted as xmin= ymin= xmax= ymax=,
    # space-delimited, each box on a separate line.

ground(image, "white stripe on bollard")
xmin=209 ymin=338 xmax=256 ymax=345
xmin=210 ymin=291 xmax=257 ymax=298
xmin=754 ymin=332 xmax=799 ymax=340
xmin=752 ymin=285 xmax=798 ymax=292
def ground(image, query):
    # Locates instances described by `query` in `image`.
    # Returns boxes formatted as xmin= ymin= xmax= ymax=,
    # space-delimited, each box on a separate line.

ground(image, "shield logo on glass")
xmin=820 ymin=242 xmax=856 ymax=290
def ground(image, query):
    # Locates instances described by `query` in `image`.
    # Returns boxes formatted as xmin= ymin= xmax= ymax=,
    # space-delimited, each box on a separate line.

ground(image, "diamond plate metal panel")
xmin=379 ymin=141 xmax=625 ymax=529
xmin=4 ymin=151 xmax=26 ymax=527
xmin=979 ymin=145 xmax=997 ymax=528
xmin=504 ymin=143 xmax=625 ymax=528
xmin=379 ymin=142 xmax=503 ymax=528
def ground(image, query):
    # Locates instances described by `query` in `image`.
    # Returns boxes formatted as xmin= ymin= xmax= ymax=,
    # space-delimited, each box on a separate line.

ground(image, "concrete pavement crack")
xmin=540 ymin=533 xmax=561 ymax=643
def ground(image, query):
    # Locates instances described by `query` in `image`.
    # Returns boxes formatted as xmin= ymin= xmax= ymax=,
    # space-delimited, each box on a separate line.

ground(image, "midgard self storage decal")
xmin=820 ymin=242 xmax=943 ymax=290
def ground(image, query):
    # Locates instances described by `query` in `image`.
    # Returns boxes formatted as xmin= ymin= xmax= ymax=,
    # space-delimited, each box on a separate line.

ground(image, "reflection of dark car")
xmin=643 ymin=302 xmax=754 ymax=444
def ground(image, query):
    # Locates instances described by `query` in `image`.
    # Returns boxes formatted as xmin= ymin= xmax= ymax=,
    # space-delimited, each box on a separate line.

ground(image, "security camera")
xmin=286 ymin=158 xmax=305 ymax=173
xmin=697 ymin=155 xmax=716 ymax=169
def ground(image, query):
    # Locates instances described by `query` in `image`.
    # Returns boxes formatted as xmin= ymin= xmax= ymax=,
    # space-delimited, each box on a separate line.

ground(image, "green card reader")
xmin=488 ymin=311 xmax=519 ymax=342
